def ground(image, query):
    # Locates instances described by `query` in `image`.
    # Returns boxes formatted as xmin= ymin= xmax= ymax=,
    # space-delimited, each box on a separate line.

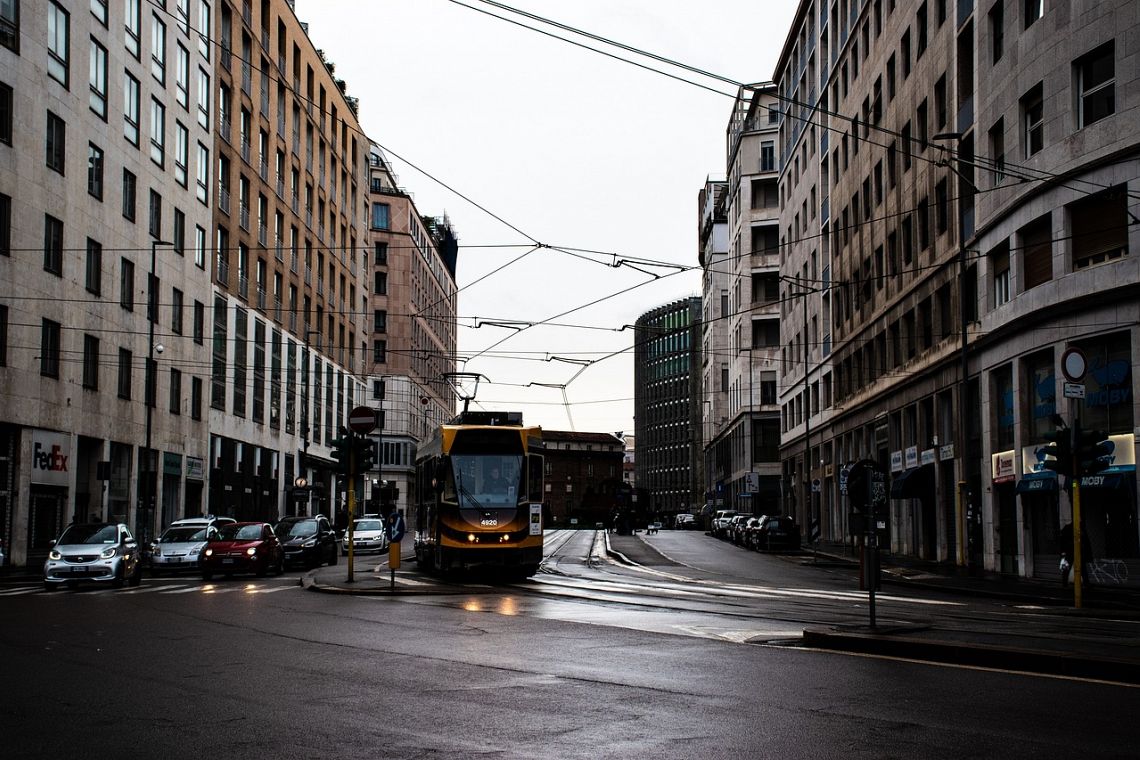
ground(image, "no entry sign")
xmin=348 ymin=406 xmax=378 ymax=434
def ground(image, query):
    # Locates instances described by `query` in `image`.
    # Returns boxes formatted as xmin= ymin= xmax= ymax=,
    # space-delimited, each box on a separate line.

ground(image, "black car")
xmin=274 ymin=515 xmax=339 ymax=569
xmin=753 ymin=515 xmax=801 ymax=552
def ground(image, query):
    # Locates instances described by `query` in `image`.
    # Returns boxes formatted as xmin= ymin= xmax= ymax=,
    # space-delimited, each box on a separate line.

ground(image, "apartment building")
xmin=209 ymin=0 xmax=369 ymax=522
xmin=633 ymin=297 xmax=703 ymax=520
xmin=703 ymin=85 xmax=785 ymax=517
xmin=698 ymin=177 xmax=730 ymax=511
xmin=361 ymin=143 xmax=458 ymax=517
xmin=0 ymin=0 xmax=216 ymax=563
xmin=773 ymin=0 xmax=1138 ymax=583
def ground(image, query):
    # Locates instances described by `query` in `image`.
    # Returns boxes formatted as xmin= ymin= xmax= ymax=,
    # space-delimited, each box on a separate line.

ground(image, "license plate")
xmin=222 ymin=558 xmax=235 ymax=564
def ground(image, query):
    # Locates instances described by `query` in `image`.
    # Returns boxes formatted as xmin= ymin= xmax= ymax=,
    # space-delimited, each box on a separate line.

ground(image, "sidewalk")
xmin=608 ymin=531 xmax=1140 ymax=684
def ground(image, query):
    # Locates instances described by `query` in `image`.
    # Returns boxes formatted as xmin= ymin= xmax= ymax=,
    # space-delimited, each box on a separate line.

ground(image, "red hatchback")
xmin=200 ymin=522 xmax=284 ymax=580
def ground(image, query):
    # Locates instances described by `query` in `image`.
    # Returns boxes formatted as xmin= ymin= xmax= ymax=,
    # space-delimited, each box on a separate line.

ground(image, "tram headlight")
xmin=467 ymin=534 xmax=477 ymax=543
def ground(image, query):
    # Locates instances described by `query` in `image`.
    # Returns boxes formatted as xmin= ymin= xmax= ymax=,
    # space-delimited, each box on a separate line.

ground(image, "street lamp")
xmin=139 ymin=239 xmax=172 ymax=545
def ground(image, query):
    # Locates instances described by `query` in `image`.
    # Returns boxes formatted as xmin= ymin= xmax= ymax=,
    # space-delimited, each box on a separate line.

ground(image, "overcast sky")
xmin=296 ymin=0 xmax=799 ymax=434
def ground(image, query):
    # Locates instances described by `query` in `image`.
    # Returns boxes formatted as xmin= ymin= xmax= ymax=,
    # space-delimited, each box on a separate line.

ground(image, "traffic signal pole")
xmin=1072 ymin=477 xmax=1083 ymax=608
xmin=347 ymin=432 xmax=357 ymax=584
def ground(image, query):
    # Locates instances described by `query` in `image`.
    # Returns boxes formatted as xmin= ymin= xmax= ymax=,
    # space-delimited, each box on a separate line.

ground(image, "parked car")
xmin=740 ymin=516 xmax=764 ymax=548
xmin=712 ymin=510 xmax=737 ymax=539
xmin=341 ymin=517 xmax=389 ymax=556
xmin=674 ymin=513 xmax=697 ymax=530
xmin=200 ymin=522 xmax=284 ymax=579
xmin=753 ymin=515 xmax=802 ymax=552
xmin=42 ymin=522 xmax=143 ymax=591
xmin=728 ymin=515 xmax=751 ymax=545
xmin=149 ymin=516 xmax=236 ymax=574
xmin=274 ymin=515 xmax=338 ymax=568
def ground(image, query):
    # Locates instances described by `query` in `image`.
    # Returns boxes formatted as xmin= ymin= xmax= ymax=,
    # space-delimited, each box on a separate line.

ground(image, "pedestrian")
xmin=1058 ymin=521 xmax=1093 ymax=586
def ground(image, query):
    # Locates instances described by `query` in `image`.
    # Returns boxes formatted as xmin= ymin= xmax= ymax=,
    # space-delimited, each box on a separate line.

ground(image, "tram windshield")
xmin=450 ymin=454 xmax=522 ymax=508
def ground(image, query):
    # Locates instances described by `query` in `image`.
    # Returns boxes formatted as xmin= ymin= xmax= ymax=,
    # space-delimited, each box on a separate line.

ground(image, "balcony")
xmin=304 ymin=265 xmax=311 ymax=285
xmin=219 ymin=118 xmax=232 ymax=144
xmin=274 ymin=236 xmax=284 ymax=261
xmin=291 ymin=193 xmax=299 ymax=213
xmin=217 ymin=258 xmax=229 ymax=286
xmin=239 ymin=203 xmax=250 ymax=230
xmin=258 ymin=223 xmax=267 ymax=246
xmin=218 ymin=186 xmax=231 ymax=215
xmin=238 ymin=273 xmax=248 ymax=299
xmin=242 ymin=2 xmax=252 ymax=25
xmin=317 ymin=222 xmax=324 ymax=241
xmin=292 ymin=134 xmax=300 ymax=156
xmin=305 ymin=207 xmax=312 ymax=228
xmin=316 ymin=277 xmax=324 ymax=296
xmin=276 ymin=53 xmax=284 ymax=73
xmin=256 ymin=286 xmax=266 ymax=310
xmin=261 ymin=28 xmax=269 ymax=50
xmin=288 ymin=309 xmax=296 ymax=331
xmin=259 ymin=158 xmax=268 ymax=181
xmin=241 ymin=64 xmax=252 ymax=96
xmin=275 ymin=175 xmax=284 ymax=198
xmin=240 ymin=136 xmax=251 ymax=163
xmin=277 ymin=113 xmax=285 ymax=136
xmin=274 ymin=297 xmax=282 ymax=323
xmin=290 ymin=249 xmax=298 ymax=273
xmin=260 ymin=86 xmax=269 ymax=116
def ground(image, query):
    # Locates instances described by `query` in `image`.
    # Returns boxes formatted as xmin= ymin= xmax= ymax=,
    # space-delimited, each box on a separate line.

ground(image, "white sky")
xmin=296 ymin=0 xmax=799 ymax=433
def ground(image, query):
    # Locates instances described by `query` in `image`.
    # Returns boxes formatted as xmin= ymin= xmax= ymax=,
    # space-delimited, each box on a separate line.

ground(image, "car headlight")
xmin=49 ymin=549 xmax=62 ymax=561
xmin=190 ymin=546 xmax=201 ymax=555
xmin=203 ymin=548 xmax=213 ymax=557
xmin=100 ymin=547 xmax=117 ymax=559
xmin=246 ymin=547 xmax=257 ymax=556
xmin=301 ymin=539 xmax=315 ymax=548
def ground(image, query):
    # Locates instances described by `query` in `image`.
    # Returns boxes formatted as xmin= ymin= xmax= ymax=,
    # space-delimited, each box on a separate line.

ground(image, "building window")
xmin=373 ymin=339 xmax=386 ymax=363
xmin=173 ymin=208 xmax=185 ymax=255
xmin=169 ymin=368 xmax=181 ymax=414
xmin=1076 ymin=42 xmax=1114 ymax=129
xmin=89 ymin=38 xmax=107 ymax=118
xmin=122 ymin=168 xmax=137 ymax=221
xmin=1024 ymin=0 xmax=1043 ymax=29
xmin=988 ymin=118 xmax=1005 ymax=184
xmin=991 ymin=242 xmax=1011 ymax=306
xmin=191 ymin=376 xmax=203 ymax=420
xmin=1070 ymin=186 xmax=1128 ymax=269
xmin=0 ymin=193 xmax=11 ymax=257
xmin=118 ymin=347 xmax=132 ymax=399
xmin=82 ymin=334 xmax=99 ymax=389
xmin=0 ymin=304 xmax=6 ymax=366
xmin=374 ymin=270 xmax=387 ymax=295
xmin=374 ymin=241 xmax=388 ymax=265
xmin=175 ymin=42 xmax=189 ymax=107
xmin=0 ymin=81 xmax=11 ymax=145
xmin=148 ymin=189 xmax=162 ymax=239
xmin=0 ymin=0 xmax=18 ymax=53
xmin=125 ymin=0 xmax=140 ymax=57
xmin=197 ymin=1 xmax=211 ymax=60
xmin=174 ymin=121 xmax=188 ymax=186
xmin=150 ymin=15 xmax=165 ymax=83
xmin=40 ymin=319 xmax=61 ymax=378
xmin=197 ymin=67 xmax=210 ymax=129
xmin=1021 ymin=82 xmax=1043 ymax=157
xmin=43 ymin=214 xmax=63 ymax=275
xmin=46 ymin=111 xmax=66 ymax=174
xmin=371 ymin=202 xmax=390 ymax=230
xmin=120 ymin=257 xmax=135 ymax=311
xmin=760 ymin=141 xmax=775 ymax=172
xmin=124 ymin=71 xmax=140 ymax=145
xmin=170 ymin=285 xmax=184 ymax=335
xmin=193 ymin=299 xmax=204 ymax=344
xmin=47 ymin=2 xmax=70 ymax=87
xmin=989 ymin=2 xmax=1004 ymax=64
xmin=150 ymin=98 xmax=165 ymax=166
xmin=196 ymin=142 xmax=210 ymax=203
xmin=87 ymin=142 xmax=103 ymax=199
xmin=373 ymin=310 xmax=387 ymax=333
xmin=194 ymin=225 xmax=206 ymax=269
xmin=85 ymin=237 xmax=102 ymax=294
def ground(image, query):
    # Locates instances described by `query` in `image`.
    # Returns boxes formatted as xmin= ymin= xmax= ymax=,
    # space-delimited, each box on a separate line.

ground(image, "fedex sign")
xmin=31 ymin=431 xmax=71 ymax=486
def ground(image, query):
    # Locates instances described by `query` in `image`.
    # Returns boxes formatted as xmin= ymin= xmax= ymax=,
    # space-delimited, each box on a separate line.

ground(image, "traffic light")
xmin=330 ymin=427 xmax=352 ymax=476
xmin=1040 ymin=427 xmax=1072 ymax=479
xmin=354 ymin=435 xmax=376 ymax=473
xmin=1075 ymin=425 xmax=1111 ymax=477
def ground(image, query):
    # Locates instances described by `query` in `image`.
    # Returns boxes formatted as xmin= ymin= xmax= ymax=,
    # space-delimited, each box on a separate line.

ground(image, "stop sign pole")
xmin=345 ymin=407 xmax=378 ymax=583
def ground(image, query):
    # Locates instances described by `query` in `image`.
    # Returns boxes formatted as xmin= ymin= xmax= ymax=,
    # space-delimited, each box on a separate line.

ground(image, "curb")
xmin=801 ymin=627 xmax=1140 ymax=684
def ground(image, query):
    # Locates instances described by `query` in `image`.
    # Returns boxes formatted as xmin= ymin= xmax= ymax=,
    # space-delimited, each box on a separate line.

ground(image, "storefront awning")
xmin=1079 ymin=465 xmax=1136 ymax=490
xmin=890 ymin=464 xmax=934 ymax=499
xmin=1016 ymin=471 xmax=1058 ymax=494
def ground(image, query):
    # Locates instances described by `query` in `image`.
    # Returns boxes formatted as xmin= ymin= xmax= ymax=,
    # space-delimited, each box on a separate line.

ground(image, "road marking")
xmin=0 ymin=587 xmax=42 ymax=596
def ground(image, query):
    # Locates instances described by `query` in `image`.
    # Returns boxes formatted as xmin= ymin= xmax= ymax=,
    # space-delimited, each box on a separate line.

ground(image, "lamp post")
xmin=139 ymin=239 xmax=172 ymax=545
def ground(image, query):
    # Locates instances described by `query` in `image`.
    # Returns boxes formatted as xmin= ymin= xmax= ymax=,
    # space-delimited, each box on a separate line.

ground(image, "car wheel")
xmin=42 ymin=580 xmax=55 ymax=592
xmin=128 ymin=563 xmax=142 ymax=587
xmin=275 ymin=553 xmax=284 ymax=576
xmin=256 ymin=557 xmax=268 ymax=577
xmin=111 ymin=564 xmax=125 ymax=589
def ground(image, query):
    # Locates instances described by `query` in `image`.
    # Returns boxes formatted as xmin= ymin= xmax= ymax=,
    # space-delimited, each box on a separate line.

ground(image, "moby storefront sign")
xmin=32 ymin=430 xmax=71 ymax=486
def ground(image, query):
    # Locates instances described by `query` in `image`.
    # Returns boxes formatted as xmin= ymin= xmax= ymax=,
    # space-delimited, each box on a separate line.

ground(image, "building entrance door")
xmin=28 ymin=487 xmax=66 ymax=566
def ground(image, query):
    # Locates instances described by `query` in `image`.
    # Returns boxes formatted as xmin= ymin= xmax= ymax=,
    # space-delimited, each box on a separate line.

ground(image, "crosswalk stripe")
xmin=0 ymin=587 xmax=42 ymax=596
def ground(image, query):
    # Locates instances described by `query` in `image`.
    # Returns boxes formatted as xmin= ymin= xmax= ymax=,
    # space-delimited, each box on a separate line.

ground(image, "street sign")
xmin=1061 ymin=347 xmax=1087 ymax=382
xmin=745 ymin=472 xmax=760 ymax=493
xmin=1063 ymin=382 xmax=1086 ymax=399
xmin=348 ymin=405 xmax=378 ymax=434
